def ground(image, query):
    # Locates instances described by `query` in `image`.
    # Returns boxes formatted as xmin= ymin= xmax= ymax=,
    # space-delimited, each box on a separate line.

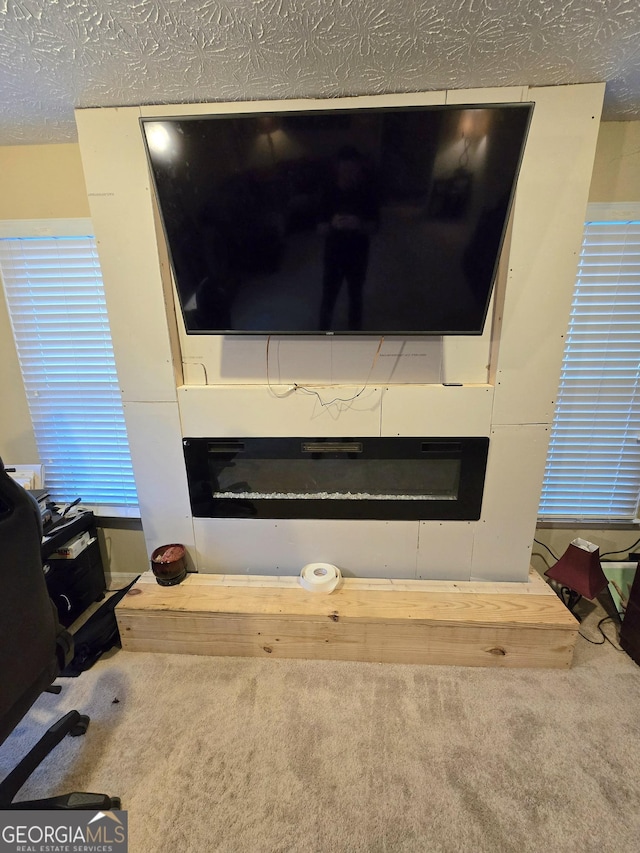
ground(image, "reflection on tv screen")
xmin=142 ymin=103 xmax=533 ymax=336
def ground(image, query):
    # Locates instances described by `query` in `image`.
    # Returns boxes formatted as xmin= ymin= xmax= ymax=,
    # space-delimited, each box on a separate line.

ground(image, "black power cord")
xmin=579 ymin=615 xmax=624 ymax=650
xmin=600 ymin=536 xmax=640 ymax=560
xmin=533 ymin=538 xmax=560 ymax=562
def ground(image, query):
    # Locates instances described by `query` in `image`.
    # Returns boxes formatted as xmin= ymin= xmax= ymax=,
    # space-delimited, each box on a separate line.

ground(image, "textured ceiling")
xmin=1 ymin=0 xmax=639 ymax=145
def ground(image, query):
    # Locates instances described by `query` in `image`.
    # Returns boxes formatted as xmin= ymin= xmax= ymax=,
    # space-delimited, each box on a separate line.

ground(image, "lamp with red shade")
xmin=545 ymin=538 xmax=620 ymax=621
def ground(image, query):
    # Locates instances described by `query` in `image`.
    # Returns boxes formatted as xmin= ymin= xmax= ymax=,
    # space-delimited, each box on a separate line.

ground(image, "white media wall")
xmin=75 ymin=84 xmax=603 ymax=582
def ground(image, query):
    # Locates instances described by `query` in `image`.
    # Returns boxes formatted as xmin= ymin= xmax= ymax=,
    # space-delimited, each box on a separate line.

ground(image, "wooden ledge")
xmin=116 ymin=569 xmax=578 ymax=668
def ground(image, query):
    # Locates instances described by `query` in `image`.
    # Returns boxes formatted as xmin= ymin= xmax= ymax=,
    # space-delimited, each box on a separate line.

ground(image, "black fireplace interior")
xmin=183 ymin=437 xmax=489 ymax=521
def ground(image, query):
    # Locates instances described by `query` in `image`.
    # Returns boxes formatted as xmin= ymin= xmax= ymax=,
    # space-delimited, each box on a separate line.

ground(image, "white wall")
xmin=589 ymin=121 xmax=640 ymax=203
xmin=76 ymin=83 xmax=604 ymax=582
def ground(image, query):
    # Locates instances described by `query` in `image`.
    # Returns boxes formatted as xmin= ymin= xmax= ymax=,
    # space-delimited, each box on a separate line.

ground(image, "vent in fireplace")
xmin=183 ymin=437 xmax=489 ymax=521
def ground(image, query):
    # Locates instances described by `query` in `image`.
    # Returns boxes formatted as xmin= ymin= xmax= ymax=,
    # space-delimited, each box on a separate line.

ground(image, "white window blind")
xmin=0 ymin=226 xmax=138 ymax=510
xmin=539 ymin=205 xmax=640 ymax=521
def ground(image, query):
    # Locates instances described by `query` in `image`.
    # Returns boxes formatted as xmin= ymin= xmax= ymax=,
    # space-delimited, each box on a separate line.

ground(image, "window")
xmin=0 ymin=219 xmax=138 ymax=514
xmin=539 ymin=203 xmax=640 ymax=522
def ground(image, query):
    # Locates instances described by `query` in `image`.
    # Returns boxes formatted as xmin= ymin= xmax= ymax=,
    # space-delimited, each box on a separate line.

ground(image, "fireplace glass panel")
xmin=184 ymin=437 xmax=488 ymax=521
xmin=213 ymin=458 xmax=460 ymax=501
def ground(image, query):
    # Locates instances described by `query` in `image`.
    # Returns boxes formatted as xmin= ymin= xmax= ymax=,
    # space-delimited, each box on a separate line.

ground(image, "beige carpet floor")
xmin=1 ymin=609 xmax=640 ymax=853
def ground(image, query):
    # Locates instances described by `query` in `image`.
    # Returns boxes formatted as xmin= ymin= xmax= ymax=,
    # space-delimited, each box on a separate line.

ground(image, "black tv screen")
xmin=141 ymin=102 xmax=533 ymax=336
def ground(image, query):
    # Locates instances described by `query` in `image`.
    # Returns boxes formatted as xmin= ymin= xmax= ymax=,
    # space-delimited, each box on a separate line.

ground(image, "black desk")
xmin=42 ymin=511 xmax=106 ymax=626
xmin=42 ymin=510 xmax=95 ymax=559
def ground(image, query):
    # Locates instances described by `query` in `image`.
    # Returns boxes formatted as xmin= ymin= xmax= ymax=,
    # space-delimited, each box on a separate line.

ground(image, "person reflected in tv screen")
xmin=317 ymin=146 xmax=379 ymax=331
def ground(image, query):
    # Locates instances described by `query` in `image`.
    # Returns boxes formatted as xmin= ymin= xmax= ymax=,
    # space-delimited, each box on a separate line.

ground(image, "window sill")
xmin=77 ymin=504 xmax=141 ymax=520
xmin=537 ymin=519 xmax=640 ymax=530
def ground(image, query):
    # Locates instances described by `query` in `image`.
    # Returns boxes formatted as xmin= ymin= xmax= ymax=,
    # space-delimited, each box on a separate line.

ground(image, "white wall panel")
xmin=491 ymin=83 xmax=604 ymax=425
xmin=440 ymin=330 xmax=492 ymax=385
xmin=78 ymin=86 xmax=604 ymax=583
xmin=76 ymin=107 xmax=178 ymax=403
xmin=445 ymin=87 xmax=529 ymax=105
xmin=178 ymin=385 xmax=383 ymax=438
xmin=193 ymin=517 xmax=419 ymax=578
xmin=329 ymin=338 xmax=443 ymax=384
xmin=181 ymin=335 xmax=335 ymax=385
xmin=471 ymin=424 xmax=550 ymax=582
xmin=417 ymin=522 xmax=475 ymax=580
xmin=380 ymin=385 xmax=494 ymax=437
xmin=181 ymin=335 xmax=468 ymax=386
xmin=123 ymin=400 xmax=194 ymax=559
xmin=140 ymin=92 xmax=446 ymax=121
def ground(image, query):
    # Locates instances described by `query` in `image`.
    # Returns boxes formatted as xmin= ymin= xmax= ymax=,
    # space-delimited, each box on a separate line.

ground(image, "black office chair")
xmin=0 ymin=458 xmax=120 ymax=810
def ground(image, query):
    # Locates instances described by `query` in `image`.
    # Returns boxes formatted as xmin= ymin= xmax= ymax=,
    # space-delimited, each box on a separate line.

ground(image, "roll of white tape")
xmin=299 ymin=563 xmax=342 ymax=594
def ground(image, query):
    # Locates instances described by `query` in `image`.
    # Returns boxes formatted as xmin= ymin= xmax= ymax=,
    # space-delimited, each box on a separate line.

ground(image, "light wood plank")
xmin=119 ymin=585 xmax=576 ymax=629
xmin=117 ymin=612 xmax=575 ymax=669
xmin=117 ymin=570 xmax=576 ymax=668
xmin=120 ymin=575 xmax=576 ymax=630
xmin=126 ymin=567 xmax=554 ymax=595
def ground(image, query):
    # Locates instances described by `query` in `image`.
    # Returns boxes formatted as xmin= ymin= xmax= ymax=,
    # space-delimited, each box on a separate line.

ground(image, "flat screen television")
xmin=141 ymin=101 xmax=533 ymax=336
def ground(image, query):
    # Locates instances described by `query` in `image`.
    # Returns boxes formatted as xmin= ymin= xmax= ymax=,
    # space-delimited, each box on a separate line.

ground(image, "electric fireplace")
xmin=183 ymin=437 xmax=489 ymax=521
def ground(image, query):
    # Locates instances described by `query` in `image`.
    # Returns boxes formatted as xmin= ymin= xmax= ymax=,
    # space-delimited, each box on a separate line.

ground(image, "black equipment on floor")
xmin=0 ymin=458 xmax=120 ymax=810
